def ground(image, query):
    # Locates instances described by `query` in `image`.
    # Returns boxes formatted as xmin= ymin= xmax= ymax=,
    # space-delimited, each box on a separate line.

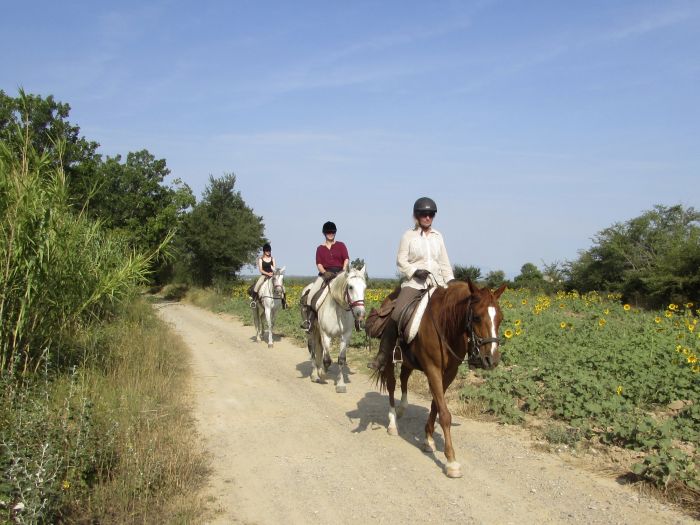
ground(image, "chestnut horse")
xmin=374 ymin=279 xmax=506 ymax=478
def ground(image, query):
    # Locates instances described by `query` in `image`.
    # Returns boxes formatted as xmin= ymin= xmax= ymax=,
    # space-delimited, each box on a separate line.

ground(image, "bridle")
xmin=343 ymin=273 xmax=366 ymax=330
xmin=464 ymin=300 xmax=501 ymax=361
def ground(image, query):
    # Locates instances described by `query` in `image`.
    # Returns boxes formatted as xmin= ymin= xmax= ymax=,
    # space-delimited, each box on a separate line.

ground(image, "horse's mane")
xmin=329 ymin=271 xmax=348 ymax=305
xmin=431 ymin=281 xmax=475 ymax=340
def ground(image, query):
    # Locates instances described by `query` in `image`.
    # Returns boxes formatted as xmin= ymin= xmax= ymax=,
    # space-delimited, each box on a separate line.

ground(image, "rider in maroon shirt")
xmin=301 ymin=221 xmax=350 ymax=331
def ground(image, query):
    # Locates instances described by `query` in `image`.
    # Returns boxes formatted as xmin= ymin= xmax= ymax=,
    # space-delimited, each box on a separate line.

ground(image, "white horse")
xmin=305 ymin=266 xmax=367 ymax=392
xmin=252 ymin=267 xmax=286 ymax=347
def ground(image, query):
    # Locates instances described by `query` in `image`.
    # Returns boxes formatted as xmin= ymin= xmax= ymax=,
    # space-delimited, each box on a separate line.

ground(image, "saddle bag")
xmin=365 ymin=299 xmax=396 ymax=339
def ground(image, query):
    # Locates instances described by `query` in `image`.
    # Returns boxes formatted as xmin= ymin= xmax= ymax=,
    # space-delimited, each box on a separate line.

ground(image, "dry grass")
xmin=71 ymin=300 xmax=210 ymax=524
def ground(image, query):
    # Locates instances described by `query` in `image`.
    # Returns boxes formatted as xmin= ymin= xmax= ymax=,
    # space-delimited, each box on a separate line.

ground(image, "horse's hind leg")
xmin=396 ymin=365 xmax=412 ymax=419
xmin=386 ymin=363 xmax=398 ymax=435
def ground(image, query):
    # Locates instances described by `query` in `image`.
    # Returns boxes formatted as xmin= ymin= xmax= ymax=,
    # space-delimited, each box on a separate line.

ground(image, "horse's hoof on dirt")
xmin=387 ymin=426 xmax=398 ymax=436
xmin=268 ymin=343 xmax=273 ymax=348
xmin=335 ymin=385 xmax=346 ymax=393
xmin=445 ymin=463 xmax=463 ymax=478
xmin=422 ymin=442 xmax=435 ymax=453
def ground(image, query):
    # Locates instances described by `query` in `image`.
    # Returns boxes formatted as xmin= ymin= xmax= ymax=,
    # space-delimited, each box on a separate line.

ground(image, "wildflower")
xmin=560 ymin=322 xmax=567 ymax=329
xmin=623 ymin=304 xmax=631 ymax=311
xmin=514 ymin=319 xmax=521 ymax=326
xmin=688 ymin=355 xmax=698 ymax=364
xmin=521 ymin=299 xmax=528 ymax=305
xmin=665 ymin=311 xmax=673 ymax=318
xmin=598 ymin=318 xmax=606 ymax=327
xmin=654 ymin=317 xmax=662 ymax=324
xmin=692 ymin=366 xmax=700 ymax=374
xmin=603 ymin=308 xmax=610 ymax=315
xmin=559 ymin=303 xmax=565 ymax=309
xmin=61 ymin=480 xmax=71 ymax=491
xmin=685 ymin=302 xmax=694 ymax=308
xmin=515 ymin=328 xmax=522 ymax=336
xmin=616 ymin=385 xmax=623 ymax=396
xmin=676 ymin=344 xmax=683 ymax=352
xmin=668 ymin=303 xmax=678 ymax=311
xmin=504 ymin=329 xmax=514 ymax=339
xmin=689 ymin=324 xmax=696 ymax=333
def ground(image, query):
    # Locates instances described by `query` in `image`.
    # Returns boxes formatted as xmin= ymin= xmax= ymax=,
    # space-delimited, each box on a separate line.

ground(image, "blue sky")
xmin=2 ymin=0 xmax=699 ymax=278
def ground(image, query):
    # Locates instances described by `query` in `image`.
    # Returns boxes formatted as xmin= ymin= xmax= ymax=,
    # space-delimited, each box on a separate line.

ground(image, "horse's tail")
xmin=371 ymin=363 xmax=392 ymax=393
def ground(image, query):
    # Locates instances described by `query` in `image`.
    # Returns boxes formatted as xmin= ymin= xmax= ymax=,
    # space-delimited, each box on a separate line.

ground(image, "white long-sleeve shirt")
xmin=396 ymin=227 xmax=454 ymax=289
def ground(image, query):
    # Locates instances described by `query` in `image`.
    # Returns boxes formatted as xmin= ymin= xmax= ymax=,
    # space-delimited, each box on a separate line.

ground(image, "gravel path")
xmin=155 ymin=301 xmax=693 ymax=525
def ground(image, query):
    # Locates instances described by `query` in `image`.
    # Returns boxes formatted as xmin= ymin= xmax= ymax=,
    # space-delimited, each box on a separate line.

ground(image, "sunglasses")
xmin=418 ymin=211 xmax=435 ymax=218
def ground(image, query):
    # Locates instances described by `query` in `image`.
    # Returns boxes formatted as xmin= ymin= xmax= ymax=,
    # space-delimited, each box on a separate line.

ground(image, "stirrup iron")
xmin=392 ymin=343 xmax=403 ymax=364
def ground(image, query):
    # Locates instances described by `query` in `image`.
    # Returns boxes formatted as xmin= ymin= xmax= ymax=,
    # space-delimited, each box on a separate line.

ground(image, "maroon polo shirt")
xmin=316 ymin=241 xmax=349 ymax=270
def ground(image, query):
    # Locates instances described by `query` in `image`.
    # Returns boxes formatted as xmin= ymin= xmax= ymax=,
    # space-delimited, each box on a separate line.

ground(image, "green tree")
xmin=513 ymin=262 xmax=545 ymax=289
xmin=485 ymin=270 xmax=507 ymax=289
xmin=453 ymin=265 xmax=481 ymax=282
xmin=179 ymin=174 xmax=264 ymax=286
xmin=88 ymin=150 xmax=194 ymax=254
xmin=566 ymin=204 xmax=700 ymax=307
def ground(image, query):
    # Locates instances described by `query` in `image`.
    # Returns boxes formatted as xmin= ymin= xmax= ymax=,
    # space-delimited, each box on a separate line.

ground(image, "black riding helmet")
xmin=413 ymin=197 xmax=437 ymax=216
xmin=262 ymin=243 xmax=271 ymax=252
xmin=322 ymin=221 xmax=337 ymax=234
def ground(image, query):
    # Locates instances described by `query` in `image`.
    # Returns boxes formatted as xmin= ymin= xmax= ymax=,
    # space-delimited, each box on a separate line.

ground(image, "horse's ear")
xmin=493 ymin=284 xmax=507 ymax=298
xmin=279 ymin=266 xmax=286 ymax=274
xmin=359 ymin=264 xmax=366 ymax=277
xmin=467 ymin=278 xmax=479 ymax=295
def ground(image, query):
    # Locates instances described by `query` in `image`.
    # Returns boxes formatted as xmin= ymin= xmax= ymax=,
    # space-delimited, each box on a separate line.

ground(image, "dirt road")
xmin=156 ymin=301 xmax=693 ymax=525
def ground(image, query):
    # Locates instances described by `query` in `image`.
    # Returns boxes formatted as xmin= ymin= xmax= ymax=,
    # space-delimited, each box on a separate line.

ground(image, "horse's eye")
xmin=473 ymin=316 xmax=481 ymax=323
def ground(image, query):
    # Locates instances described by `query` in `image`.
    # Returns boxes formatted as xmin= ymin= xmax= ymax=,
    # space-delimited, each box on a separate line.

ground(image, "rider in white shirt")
xmin=368 ymin=197 xmax=454 ymax=371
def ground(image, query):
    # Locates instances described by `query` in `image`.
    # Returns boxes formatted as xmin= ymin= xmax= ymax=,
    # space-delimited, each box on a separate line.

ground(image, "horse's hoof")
xmin=422 ymin=441 xmax=435 ymax=453
xmin=387 ymin=426 xmax=398 ymax=436
xmin=445 ymin=462 xmax=463 ymax=478
xmin=268 ymin=343 xmax=273 ymax=348
xmin=335 ymin=385 xmax=346 ymax=393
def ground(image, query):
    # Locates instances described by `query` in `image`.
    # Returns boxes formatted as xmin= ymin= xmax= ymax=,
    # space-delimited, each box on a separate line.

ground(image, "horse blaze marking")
xmin=488 ymin=306 xmax=497 ymax=356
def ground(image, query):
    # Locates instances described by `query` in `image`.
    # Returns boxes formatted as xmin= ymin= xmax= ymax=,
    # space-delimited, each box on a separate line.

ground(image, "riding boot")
xmin=367 ymin=318 xmax=398 ymax=371
xmin=247 ymin=284 xmax=255 ymax=298
xmin=300 ymin=305 xmax=315 ymax=332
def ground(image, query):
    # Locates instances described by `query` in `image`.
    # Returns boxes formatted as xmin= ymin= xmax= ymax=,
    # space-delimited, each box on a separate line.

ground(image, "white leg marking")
xmin=388 ymin=407 xmax=398 ymax=435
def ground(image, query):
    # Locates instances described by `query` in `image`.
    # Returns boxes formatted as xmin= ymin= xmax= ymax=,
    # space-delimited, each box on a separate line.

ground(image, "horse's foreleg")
xmin=335 ymin=333 xmax=349 ymax=393
xmin=423 ymin=400 xmax=438 ymax=453
xmin=425 ymin=367 xmax=461 ymax=478
xmin=265 ymin=305 xmax=274 ymax=347
xmin=253 ymin=306 xmax=262 ymax=342
xmin=310 ymin=327 xmax=323 ymax=383
xmin=386 ymin=363 xmax=398 ymax=435
xmin=396 ymin=365 xmax=412 ymax=419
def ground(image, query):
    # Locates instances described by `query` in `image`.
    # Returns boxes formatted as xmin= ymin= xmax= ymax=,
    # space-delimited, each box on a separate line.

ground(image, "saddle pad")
xmin=309 ymin=285 xmax=329 ymax=311
xmin=405 ymin=288 xmax=437 ymax=344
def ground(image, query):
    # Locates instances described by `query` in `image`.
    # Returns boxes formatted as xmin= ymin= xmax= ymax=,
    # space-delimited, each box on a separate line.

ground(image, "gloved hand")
xmin=322 ymin=271 xmax=335 ymax=282
xmin=413 ymin=269 xmax=430 ymax=282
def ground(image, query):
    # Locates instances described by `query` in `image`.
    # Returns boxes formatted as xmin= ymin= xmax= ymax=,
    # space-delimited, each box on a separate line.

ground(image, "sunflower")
xmin=514 ymin=319 xmax=521 ymax=326
xmin=504 ymin=329 xmax=514 ymax=339
xmin=623 ymin=304 xmax=631 ymax=311
xmin=598 ymin=318 xmax=606 ymax=327
xmin=560 ymin=322 xmax=567 ymax=329
xmin=616 ymin=385 xmax=623 ymax=395
xmin=654 ymin=317 xmax=662 ymax=324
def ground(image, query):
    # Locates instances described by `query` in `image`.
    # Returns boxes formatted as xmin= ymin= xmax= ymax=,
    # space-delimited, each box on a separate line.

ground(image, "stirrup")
xmin=249 ymin=300 xmax=257 ymax=308
xmin=300 ymin=319 xmax=311 ymax=332
xmin=392 ymin=343 xmax=403 ymax=364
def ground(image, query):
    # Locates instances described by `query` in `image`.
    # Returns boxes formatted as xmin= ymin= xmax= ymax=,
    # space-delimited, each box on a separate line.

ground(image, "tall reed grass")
xmin=0 ymin=121 xmax=151 ymax=375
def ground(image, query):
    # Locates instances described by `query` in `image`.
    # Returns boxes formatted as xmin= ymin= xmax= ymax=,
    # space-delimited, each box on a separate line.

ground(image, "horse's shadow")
xmin=295 ymin=359 xmax=356 ymax=384
xmin=249 ymin=332 xmax=283 ymax=343
xmin=346 ymin=392 xmax=448 ymax=469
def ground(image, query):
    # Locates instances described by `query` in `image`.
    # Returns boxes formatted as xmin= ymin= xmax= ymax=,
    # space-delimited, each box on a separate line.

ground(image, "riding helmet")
xmin=262 ymin=243 xmax=271 ymax=252
xmin=322 ymin=221 xmax=337 ymax=234
xmin=413 ymin=197 xmax=437 ymax=215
